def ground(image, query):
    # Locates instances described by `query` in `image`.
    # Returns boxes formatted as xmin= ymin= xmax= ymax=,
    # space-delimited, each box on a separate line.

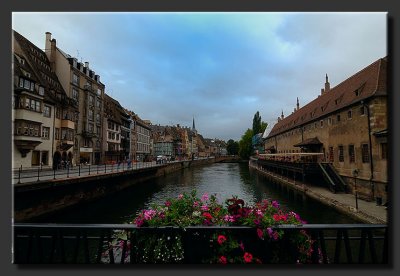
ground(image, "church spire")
xmin=325 ymin=73 xmax=330 ymax=92
xmin=296 ymin=97 xmax=299 ymax=110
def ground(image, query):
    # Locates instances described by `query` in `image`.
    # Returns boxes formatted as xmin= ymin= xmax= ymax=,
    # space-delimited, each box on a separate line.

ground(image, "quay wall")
xmin=14 ymin=158 xmax=218 ymax=222
xmin=249 ymin=163 xmax=385 ymax=224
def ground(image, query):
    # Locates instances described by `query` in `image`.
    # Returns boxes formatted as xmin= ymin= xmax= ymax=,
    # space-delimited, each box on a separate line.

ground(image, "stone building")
xmin=44 ymin=32 xmax=105 ymax=165
xmin=12 ymin=30 xmax=77 ymax=169
xmin=264 ymin=57 xmax=387 ymax=203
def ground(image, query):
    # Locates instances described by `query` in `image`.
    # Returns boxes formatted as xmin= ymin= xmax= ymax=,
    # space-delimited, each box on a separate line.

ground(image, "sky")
xmin=12 ymin=12 xmax=386 ymax=141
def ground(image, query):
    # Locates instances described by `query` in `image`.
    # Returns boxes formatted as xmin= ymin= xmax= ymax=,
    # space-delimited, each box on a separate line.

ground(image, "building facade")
xmin=264 ymin=57 xmax=387 ymax=203
xmin=13 ymin=31 xmax=77 ymax=169
xmin=45 ymin=32 xmax=105 ymax=165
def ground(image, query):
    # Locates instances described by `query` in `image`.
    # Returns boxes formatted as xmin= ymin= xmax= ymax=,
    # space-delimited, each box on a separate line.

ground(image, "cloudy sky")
xmin=12 ymin=12 xmax=386 ymax=141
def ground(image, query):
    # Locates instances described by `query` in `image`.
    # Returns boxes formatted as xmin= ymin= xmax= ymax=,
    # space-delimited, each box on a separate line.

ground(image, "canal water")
xmin=35 ymin=163 xmax=359 ymax=224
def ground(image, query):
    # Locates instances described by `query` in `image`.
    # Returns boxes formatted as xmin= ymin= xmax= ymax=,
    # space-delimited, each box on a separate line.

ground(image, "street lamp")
xmin=353 ymin=169 xmax=359 ymax=210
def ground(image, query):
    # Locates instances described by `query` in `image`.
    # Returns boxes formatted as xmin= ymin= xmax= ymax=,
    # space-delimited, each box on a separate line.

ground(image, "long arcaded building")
xmin=264 ymin=57 xmax=387 ymax=204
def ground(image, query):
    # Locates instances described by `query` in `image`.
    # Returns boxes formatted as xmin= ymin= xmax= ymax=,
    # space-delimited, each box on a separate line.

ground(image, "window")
xmin=362 ymin=144 xmax=370 ymax=163
xmin=360 ymin=106 xmax=366 ymax=116
xmin=43 ymin=105 xmax=51 ymax=117
xmin=381 ymin=143 xmax=387 ymax=159
xmin=328 ymin=117 xmax=332 ymax=125
xmin=116 ymin=134 xmax=119 ymax=140
xmin=89 ymin=95 xmax=94 ymax=106
xmin=329 ymin=147 xmax=334 ymax=162
xmin=337 ymin=114 xmax=341 ymax=122
xmin=39 ymin=86 xmax=45 ymax=96
xmin=96 ymin=126 xmax=101 ymax=135
xmin=97 ymin=88 xmax=101 ymax=96
xmin=88 ymin=109 xmax=94 ymax=121
xmin=72 ymin=88 xmax=79 ymax=101
xmin=338 ymin=145 xmax=344 ymax=162
xmin=55 ymin=128 xmax=60 ymax=140
xmin=96 ymin=99 xmax=101 ymax=108
xmin=320 ymin=120 xmax=324 ymax=128
xmin=88 ymin=123 xmax=94 ymax=133
xmin=108 ymin=121 xmax=112 ymax=130
xmin=348 ymin=145 xmax=355 ymax=163
xmin=96 ymin=113 xmax=101 ymax=124
xmin=56 ymin=107 xmax=61 ymax=119
xmin=73 ymin=73 xmax=79 ymax=85
xmin=347 ymin=109 xmax=352 ymax=119
xmin=108 ymin=132 xmax=111 ymax=139
xmin=42 ymin=127 xmax=50 ymax=139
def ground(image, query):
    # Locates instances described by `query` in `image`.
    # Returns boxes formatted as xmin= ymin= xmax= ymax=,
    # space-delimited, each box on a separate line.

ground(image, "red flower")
xmin=219 ymin=256 xmax=227 ymax=264
xmin=256 ymin=228 xmax=264 ymax=240
xmin=273 ymin=214 xmax=280 ymax=221
xmin=217 ymin=235 xmax=227 ymax=245
xmin=203 ymin=212 xmax=213 ymax=220
xmin=243 ymin=252 xmax=253 ymax=263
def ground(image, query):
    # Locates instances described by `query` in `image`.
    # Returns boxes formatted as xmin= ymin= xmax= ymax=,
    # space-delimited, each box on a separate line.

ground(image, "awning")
xmin=373 ymin=129 xmax=387 ymax=137
xmin=293 ymin=137 xmax=322 ymax=147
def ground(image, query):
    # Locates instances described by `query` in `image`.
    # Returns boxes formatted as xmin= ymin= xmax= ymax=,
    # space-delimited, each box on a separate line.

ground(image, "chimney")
xmin=45 ymin=32 xmax=52 ymax=54
xmin=85 ymin=62 xmax=89 ymax=69
xmin=325 ymin=73 xmax=330 ymax=92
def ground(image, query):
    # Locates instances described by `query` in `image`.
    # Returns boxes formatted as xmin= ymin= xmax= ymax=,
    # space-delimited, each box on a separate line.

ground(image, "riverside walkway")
xmin=251 ymin=163 xmax=387 ymax=224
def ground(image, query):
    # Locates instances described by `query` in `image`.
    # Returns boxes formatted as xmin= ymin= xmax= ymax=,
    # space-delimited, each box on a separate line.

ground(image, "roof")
xmin=13 ymin=30 xmax=69 ymax=105
xmin=293 ymin=137 xmax=322 ymax=147
xmin=267 ymin=57 xmax=387 ymax=138
xmin=104 ymin=94 xmax=126 ymax=124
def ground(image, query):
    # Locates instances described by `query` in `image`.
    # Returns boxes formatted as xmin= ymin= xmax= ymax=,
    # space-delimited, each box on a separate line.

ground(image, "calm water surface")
xmin=35 ymin=163 xmax=359 ymax=224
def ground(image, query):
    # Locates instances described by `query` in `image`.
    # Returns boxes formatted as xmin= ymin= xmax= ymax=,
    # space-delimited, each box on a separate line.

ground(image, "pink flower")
xmin=193 ymin=201 xmax=199 ymax=207
xmin=217 ymin=235 xmax=227 ymax=245
xmin=267 ymin=227 xmax=273 ymax=237
xmin=178 ymin=194 xmax=183 ymax=199
xmin=165 ymin=201 xmax=171 ymax=207
xmin=223 ymin=215 xmax=235 ymax=223
xmin=143 ymin=209 xmax=156 ymax=220
xmin=255 ymin=209 xmax=263 ymax=216
xmin=256 ymin=228 xmax=264 ymax=240
xmin=201 ymin=193 xmax=209 ymax=202
xmin=219 ymin=256 xmax=227 ymax=264
xmin=201 ymin=205 xmax=209 ymax=211
xmin=239 ymin=241 xmax=244 ymax=251
xmin=272 ymin=200 xmax=279 ymax=208
xmin=243 ymin=252 xmax=253 ymax=263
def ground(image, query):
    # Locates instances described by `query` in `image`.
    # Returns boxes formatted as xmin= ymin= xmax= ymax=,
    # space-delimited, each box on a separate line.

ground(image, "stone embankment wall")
xmin=14 ymin=158 xmax=215 ymax=222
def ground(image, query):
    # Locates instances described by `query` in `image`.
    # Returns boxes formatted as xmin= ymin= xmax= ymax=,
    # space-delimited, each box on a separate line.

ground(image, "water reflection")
xmin=35 ymin=162 xmax=359 ymax=224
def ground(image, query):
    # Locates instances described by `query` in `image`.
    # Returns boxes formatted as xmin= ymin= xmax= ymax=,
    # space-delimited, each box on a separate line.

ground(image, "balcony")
xmin=83 ymin=84 xmax=94 ymax=93
xmin=61 ymin=119 xmax=75 ymax=129
xmin=58 ymin=139 xmax=74 ymax=151
xmin=14 ymin=137 xmax=42 ymax=156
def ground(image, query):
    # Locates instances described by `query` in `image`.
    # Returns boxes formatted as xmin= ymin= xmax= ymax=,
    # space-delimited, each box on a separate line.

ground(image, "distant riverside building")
xmin=44 ymin=32 xmax=105 ymax=165
xmin=12 ymin=30 xmax=78 ymax=169
xmin=264 ymin=57 xmax=387 ymax=204
xmin=126 ymin=112 xmax=151 ymax=162
xmin=103 ymin=94 xmax=131 ymax=162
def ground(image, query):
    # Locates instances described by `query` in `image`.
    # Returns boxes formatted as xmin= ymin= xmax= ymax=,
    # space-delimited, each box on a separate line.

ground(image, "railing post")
xmin=18 ymin=167 xmax=21 ymax=184
xmin=67 ymin=165 xmax=69 ymax=178
xmin=105 ymin=163 xmax=106 ymax=173
xmin=97 ymin=164 xmax=99 ymax=174
xmin=88 ymin=164 xmax=91 ymax=175
xmin=78 ymin=164 xmax=81 ymax=176
xmin=53 ymin=167 xmax=56 ymax=180
xmin=37 ymin=167 xmax=40 ymax=182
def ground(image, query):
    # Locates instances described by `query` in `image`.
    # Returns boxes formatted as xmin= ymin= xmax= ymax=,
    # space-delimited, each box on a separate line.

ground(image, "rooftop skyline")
xmin=12 ymin=12 xmax=386 ymax=141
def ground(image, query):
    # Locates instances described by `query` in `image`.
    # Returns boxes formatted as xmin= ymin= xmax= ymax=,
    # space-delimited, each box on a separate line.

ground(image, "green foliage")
xmin=226 ymin=139 xmax=239 ymax=155
xmin=252 ymin=111 xmax=262 ymax=135
xmin=238 ymin=128 xmax=253 ymax=160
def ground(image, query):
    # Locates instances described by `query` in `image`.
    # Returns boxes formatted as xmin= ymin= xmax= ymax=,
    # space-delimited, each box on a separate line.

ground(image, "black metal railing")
xmin=12 ymin=157 xmax=215 ymax=184
xmin=13 ymin=223 xmax=388 ymax=264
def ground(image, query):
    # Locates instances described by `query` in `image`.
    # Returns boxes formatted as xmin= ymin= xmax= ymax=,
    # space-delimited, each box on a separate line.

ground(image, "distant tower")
xmin=296 ymin=97 xmax=299 ymax=110
xmin=281 ymin=110 xmax=284 ymax=119
xmin=325 ymin=73 xmax=331 ymax=92
xmin=192 ymin=116 xmax=197 ymax=134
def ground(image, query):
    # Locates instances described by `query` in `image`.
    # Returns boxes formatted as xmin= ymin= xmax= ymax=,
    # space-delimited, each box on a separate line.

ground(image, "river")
xmin=34 ymin=162 xmax=359 ymax=224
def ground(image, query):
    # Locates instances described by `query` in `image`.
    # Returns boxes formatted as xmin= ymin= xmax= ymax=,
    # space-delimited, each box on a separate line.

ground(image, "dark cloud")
xmin=12 ymin=12 xmax=386 ymax=141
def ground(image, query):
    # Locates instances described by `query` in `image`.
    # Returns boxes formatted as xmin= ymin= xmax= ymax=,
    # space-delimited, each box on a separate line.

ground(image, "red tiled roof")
xmin=267 ymin=57 xmax=387 ymax=138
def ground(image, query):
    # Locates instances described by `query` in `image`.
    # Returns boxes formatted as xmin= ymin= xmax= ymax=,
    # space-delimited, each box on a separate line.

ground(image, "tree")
xmin=226 ymin=139 xmax=239 ymax=155
xmin=252 ymin=111 xmax=262 ymax=135
xmin=238 ymin=129 xmax=253 ymax=160
xmin=260 ymin=121 xmax=268 ymax=134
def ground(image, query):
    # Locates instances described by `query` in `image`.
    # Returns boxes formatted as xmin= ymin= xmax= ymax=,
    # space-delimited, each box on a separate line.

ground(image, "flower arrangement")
xmin=103 ymin=190 xmax=318 ymax=264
